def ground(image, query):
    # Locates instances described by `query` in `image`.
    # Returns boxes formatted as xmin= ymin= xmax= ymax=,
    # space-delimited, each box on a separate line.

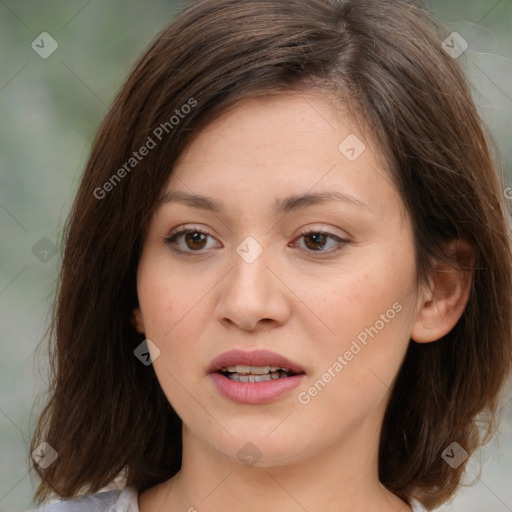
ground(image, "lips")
xmin=208 ymin=349 xmax=305 ymax=375
xmin=208 ymin=349 xmax=307 ymax=404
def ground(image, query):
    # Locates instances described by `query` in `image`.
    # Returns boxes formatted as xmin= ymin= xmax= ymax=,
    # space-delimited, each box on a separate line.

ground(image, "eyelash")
xmin=163 ymin=225 xmax=350 ymax=256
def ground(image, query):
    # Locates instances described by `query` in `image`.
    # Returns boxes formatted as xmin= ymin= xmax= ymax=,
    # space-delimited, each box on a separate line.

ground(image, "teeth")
xmin=227 ymin=371 xmax=289 ymax=382
xmin=222 ymin=365 xmax=290 ymax=375
xmin=218 ymin=364 xmax=298 ymax=383
xmin=243 ymin=374 xmax=272 ymax=383
xmin=249 ymin=366 xmax=270 ymax=375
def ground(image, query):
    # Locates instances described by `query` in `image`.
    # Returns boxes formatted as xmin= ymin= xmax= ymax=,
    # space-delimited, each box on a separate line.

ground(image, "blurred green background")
xmin=1 ymin=1 xmax=511 ymax=511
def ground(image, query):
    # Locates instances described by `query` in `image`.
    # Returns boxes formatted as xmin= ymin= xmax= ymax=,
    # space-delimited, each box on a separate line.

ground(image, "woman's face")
xmin=136 ymin=91 xmax=425 ymax=467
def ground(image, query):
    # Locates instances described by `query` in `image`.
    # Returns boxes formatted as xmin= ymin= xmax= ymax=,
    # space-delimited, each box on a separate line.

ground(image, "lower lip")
xmin=210 ymin=372 xmax=306 ymax=405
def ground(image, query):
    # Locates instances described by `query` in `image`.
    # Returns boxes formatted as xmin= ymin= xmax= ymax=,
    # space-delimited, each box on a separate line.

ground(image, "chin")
xmin=199 ymin=428 xmax=310 ymax=468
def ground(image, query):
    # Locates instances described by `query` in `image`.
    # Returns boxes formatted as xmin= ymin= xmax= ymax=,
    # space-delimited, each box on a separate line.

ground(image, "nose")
xmin=215 ymin=242 xmax=292 ymax=332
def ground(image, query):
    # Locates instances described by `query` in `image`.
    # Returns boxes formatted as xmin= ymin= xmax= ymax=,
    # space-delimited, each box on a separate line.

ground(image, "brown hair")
xmin=29 ymin=0 xmax=512 ymax=509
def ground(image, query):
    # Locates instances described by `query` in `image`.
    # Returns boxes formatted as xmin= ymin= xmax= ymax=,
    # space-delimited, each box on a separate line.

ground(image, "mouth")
xmin=208 ymin=348 xmax=306 ymax=379
xmin=208 ymin=349 xmax=306 ymax=404
xmin=217 ymin=365 xmax=302 ymax=382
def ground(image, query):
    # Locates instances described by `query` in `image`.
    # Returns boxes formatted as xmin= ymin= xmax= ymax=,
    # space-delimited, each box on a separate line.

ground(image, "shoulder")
xmin=26 ymin=486 xmax=139 ymax=512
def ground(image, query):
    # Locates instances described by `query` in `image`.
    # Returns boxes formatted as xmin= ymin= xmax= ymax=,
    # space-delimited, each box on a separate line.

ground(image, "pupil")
xmin=305 ymin=233 xmax=326 ymax=251
xmin=186 ymin=232 xmax=206 ymax=250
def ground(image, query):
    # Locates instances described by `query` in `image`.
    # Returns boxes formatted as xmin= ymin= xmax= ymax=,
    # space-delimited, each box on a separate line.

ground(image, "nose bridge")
xmin=231 ymin=235 xmax=273 ymax=301
xmin=216 ymin=235 xmax=290 ymax=329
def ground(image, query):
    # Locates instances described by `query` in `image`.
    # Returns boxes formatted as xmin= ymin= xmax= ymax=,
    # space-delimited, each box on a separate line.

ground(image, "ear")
xmin=411 ymin=239 xmax=475 ymax=343
xmin=131 ymin=306 xmax=145 ymax=334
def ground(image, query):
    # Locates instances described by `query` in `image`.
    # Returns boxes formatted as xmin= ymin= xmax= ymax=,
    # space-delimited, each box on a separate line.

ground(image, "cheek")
xmin=137 ymin=251 xmax=202 ymax=335
xmin=136 ymin=257 xmax=209 ymax=408
xmin=303 ymin=242 xmax=417 ymax=391
xmin=311 ymin=249 xmax=414 ymax=341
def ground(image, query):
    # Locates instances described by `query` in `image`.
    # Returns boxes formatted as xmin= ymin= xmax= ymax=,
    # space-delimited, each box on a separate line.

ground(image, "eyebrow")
xmin=156 ymin=190 xmax=370 ymax=213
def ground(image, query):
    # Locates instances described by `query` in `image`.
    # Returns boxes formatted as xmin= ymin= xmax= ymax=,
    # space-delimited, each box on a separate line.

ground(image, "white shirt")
xmin=26 ymin=485 xmax=428 ymax=511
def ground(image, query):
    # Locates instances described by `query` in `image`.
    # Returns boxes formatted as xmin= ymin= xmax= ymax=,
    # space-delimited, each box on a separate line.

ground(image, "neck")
xmin=151 ymin=414 xmax=411 ymax=512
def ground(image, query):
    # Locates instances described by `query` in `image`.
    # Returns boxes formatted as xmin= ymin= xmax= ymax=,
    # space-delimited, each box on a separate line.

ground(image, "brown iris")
xmin=184 ymin=231 xmax=208 ymax=250
xmin=304 ymin=233 xmax=327 ymax=251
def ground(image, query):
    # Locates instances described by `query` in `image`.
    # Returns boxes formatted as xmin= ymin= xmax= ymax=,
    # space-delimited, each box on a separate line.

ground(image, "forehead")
xmin=175 ymin=91 xmax=358 ymax=165
xmin=156 ymin=91 xmax=404 ymax=223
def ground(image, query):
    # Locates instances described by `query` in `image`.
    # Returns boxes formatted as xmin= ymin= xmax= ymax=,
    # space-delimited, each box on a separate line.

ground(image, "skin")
xmin=134 ymin=91 xmax=472 ymax=512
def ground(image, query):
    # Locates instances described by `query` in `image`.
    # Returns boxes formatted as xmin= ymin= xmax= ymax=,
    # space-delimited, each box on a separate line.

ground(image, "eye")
xmin=164 ymin=226 xmax=221 ymax=254
xmin=163 ymin=225 xmax=349 ymax=255
xmin=291 ymin=227 xmax=349 ymax=254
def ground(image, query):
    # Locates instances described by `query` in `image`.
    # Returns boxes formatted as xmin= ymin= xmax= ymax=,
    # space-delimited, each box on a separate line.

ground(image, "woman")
xmin=27 ymin=0 xmax=512 ymax=510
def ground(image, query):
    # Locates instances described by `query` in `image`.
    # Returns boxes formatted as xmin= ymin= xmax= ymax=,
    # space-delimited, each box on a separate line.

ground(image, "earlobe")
xmin=131 ymin=306 xmax=145 ymax=334
xmin=411 ymin=239 xmax=475 ymax=344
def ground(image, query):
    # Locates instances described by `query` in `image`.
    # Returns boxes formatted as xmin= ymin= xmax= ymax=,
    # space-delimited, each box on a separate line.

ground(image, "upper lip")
xmin=208 ymin=349 xmax=305 ymax=374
